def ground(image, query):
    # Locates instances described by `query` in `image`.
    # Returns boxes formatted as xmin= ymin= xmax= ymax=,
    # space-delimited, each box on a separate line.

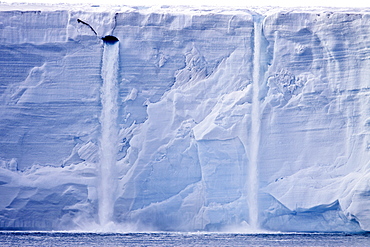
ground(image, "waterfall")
xmin=248 ymin=19 xmax=262 ymax=230
xmin=98 ymin=36 xmax=119 ymax=228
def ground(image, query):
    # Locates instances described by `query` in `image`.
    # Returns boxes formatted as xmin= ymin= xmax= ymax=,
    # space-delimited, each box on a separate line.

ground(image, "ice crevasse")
xmin=0 ymin=4 xmax=370 ymax=232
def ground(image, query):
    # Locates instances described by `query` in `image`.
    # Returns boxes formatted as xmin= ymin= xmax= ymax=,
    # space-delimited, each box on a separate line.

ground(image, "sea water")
xmin=1 ymin=232 xmax=369 ymax=246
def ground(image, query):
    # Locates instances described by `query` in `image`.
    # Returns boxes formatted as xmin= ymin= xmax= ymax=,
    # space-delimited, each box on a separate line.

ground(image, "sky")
xmin=2 ymin=0 xmax=370 ymax=8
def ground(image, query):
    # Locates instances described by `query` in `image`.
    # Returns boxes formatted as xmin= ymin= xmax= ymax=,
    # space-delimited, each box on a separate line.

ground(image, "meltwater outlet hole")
xmin=102 ymin=35 xmax=119 ymax=44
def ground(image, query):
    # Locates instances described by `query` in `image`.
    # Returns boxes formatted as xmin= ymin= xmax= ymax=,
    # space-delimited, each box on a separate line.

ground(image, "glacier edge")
xmin=0 ymin=4 xmax=369 ymax=232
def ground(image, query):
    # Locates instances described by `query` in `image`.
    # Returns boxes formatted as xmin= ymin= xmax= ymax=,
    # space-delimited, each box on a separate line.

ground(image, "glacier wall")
xmin=0 ymin=4 xmax=370 ymax=232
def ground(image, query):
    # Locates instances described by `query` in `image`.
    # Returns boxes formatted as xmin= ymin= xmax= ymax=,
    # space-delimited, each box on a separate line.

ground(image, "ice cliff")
xmin=0 ymin=4 xmax=370 ymax=232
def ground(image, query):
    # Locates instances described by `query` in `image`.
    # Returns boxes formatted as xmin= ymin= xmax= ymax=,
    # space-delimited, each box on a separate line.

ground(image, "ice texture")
xmin=0 ymin=4 xmax=370 ymax=232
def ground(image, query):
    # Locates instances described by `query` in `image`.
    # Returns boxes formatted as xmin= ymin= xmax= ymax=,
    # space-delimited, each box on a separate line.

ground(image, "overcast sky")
xmin=2 ymin=0 xmax=370 ymax=8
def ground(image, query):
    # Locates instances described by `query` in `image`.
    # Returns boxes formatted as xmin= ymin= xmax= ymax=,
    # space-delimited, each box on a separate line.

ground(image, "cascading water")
xmin=98 ymin=36 xmax=120 ymax=228
xmin=248 ymin=19 xmax=262 ymax=231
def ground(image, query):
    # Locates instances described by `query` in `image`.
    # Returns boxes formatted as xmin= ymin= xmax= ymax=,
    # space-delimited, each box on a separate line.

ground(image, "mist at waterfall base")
xmin=1 ymin=4 xmax=370 ymax=234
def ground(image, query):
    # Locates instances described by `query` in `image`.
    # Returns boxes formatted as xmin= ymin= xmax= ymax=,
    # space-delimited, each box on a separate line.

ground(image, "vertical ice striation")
xmin=99 ymin=36 xmax=119 ymax=228
xmin=248 ymin=17 xmax=263 ymax=231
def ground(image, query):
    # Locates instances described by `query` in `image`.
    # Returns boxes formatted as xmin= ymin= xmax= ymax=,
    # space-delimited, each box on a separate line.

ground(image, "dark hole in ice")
xmin=102 ymin=35 xmax=119 ymax=44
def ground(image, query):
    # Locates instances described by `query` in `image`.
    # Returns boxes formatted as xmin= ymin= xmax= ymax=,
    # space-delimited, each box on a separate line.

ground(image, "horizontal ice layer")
xmin=0 ymin=11 xmax=68 ymax=44
xmin=116 ymin=48 xmax=254 ymax=231
xmin=0 ymin=5 xmax=370 ymax=232
xmin=258 ymin=11 xmax=370 ymax=231
xmin=112 ymin=10 xmax=255 ymax=231
xmin=0 ymin=162 xmax=98 ymax=230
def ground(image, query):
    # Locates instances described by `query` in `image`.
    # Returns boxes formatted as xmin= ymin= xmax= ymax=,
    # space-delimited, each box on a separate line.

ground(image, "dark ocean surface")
xmin=1 ymin=232 xmax=370 ymax=246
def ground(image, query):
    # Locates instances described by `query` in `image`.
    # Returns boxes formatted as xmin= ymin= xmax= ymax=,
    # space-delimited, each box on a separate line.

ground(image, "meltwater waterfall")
xmin=98 ymin=36 xmax=120 ymax=228
xmin=248 ymin=19 xmax=262 ymax=231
